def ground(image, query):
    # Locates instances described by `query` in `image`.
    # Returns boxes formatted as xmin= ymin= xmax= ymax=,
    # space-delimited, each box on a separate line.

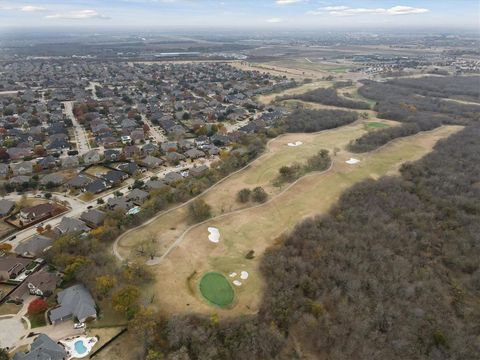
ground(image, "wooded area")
xmin=349 ymin=76 xmax=480 ymax=152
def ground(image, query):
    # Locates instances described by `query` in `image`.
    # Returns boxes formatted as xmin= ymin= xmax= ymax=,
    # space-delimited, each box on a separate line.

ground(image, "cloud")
xmin=0 ymin=5 xmax=47 ymax=12
xmin=20 ymin=6 xmax=47 ymax=12
xmin=276 ymin=0 xmax=303 ymax=5
xmin=267 ymin=17 xmax=283 ymax=23
xmin=45 ymin=9 xmax=110 ymax=20
xmin=308 ymin=5 xmax=429 ymax=17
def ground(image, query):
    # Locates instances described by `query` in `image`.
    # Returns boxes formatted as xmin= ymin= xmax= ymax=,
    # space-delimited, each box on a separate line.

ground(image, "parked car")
xmin=74 ymin=322 xmax=85 ymax=329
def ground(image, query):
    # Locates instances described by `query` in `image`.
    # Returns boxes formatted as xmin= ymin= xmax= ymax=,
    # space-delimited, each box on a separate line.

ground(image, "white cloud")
xmin=387 ymin=6 xmax=430 ymax=15
xmin=45 ymin=10 xmax=110 ymax=20
xmin=267 ymin=17 xmax=283 ymax=23
xmin=276 ymin=0 xmax=303 ymax=5
xmin=308 ymin=5 xmax=429 ymax=17
xmin=20 ymin=6 xmax=47 ymax=12
xmin=0 ymin=5 xmax=47 ymax=12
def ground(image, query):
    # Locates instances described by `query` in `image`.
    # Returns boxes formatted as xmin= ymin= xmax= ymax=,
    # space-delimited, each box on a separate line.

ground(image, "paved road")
xmin=141 ymin=114 xmax=167 ymax=143
xmin=63 ymin=101 xmax=91 ymax=155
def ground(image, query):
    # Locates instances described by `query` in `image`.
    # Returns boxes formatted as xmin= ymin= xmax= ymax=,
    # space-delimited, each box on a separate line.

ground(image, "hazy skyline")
xmin=0 ymin=0 xmax=478 ymax=30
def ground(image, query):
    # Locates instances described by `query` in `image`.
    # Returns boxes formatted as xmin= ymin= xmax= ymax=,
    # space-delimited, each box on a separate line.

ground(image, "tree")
xmin=188 ymin=199 xmax=211 ymax=223
xmin=0 ymin=348 xmax=9 ymax=360
xmin=251 ymin=187 xmax=268 ymax=203
xmin=0 ymin=243 xmax=12 ymax=252
xmin=95 ymin=275 xmax=117 ymax=297
xmin=237 ymin=188 xmax=251 ymax=203
xmin=112 ymin=285 xmax=140 ymax=318
xmin=28 ymin=298 xmax=49 ymax=316
xmin=129 ymin=307 xmax=160 ymax=358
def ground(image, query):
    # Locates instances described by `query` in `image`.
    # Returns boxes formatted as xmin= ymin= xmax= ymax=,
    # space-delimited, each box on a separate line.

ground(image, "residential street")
xmin=63 ymin=101 xmax=91 ymax=155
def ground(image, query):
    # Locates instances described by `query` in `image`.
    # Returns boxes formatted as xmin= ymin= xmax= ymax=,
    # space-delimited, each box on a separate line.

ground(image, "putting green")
xmin=199 ymin=272 xmax=235 ymax=307
xmin=365 ymin=121 xmax=390 ymax=130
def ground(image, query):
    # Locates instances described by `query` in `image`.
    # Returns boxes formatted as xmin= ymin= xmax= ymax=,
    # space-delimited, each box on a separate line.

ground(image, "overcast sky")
xmin=0 ymin=0 xmax=478 ymax=30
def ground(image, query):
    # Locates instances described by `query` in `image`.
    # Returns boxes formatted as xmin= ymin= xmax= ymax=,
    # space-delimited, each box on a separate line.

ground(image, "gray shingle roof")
xmin=13 ymin=333 xmax=66 ymax=360
xmin=49 ymin=284 xmax=96 ymax=323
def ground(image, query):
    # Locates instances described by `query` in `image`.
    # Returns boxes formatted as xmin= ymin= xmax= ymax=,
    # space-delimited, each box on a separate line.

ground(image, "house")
xmin=189 ymin=165 xmax=209 ymax=177
xmin=118 ymin=162 xmax=140 ymax=175
xmin=9 ymin=269 xmax=60 ymax=300
xmin=164 ymin=171 xmax=183 ymax=185
xmin=123 ymin=145 xmax=141 ymax=159
xmin=14 ymin=234 xmax=52 ymax=258
xmin=40 ymin=173 xmax=65 ymax=186
xmin=141 ymin=155 xmax=163 ymax=169
xmin=80 ymin=209 xmax=106 ymax=228
xmin=126 ymin=189 xmax=149 ymax=205
xmin=49 ymin=284 xmax=97 ymax=324
xmin=38 ymin=155 xmax=57 ymax=170
xmin=184 ymin=148 xmax=205 ymax=160
xmin=67 ymin=174 xmax=92 ymax=189
xmin=165 ymin=152 xmax=185 ymax=164
xmin=9 ymin=175 xmax=31 ymax=186
xmin=84 ymin=178 xmax=109 ymax=194
xmin=10 ymin=161 xmax=33 ymax=176
xmin=145 ymin=179 xmax=167 ymax=191
xmin=13 ymin=333 xmax=67 ymax=360
xmin=161 ymin=141 xmax=178 ymax=153
xmin=107 ymin=197 xmax=133 ymax=212
xmin=0 ymin=256 xmax=31 ymax=281
xmin=61 ymin=156 xmax=79 ymax=168
xmin=55 ymin=217 xmax=90 ymax=235
xmin=104 ymin=149 xmax=121 ymax=162
xmin=0 ymin=199 xmax=15 ymax=217
xmin=20 ymin=203 xmax=55 ymax=222
xmin=83 ymin=149 xmax=101 ymax=165
xmin=103 ymin=170 xmax=127 ymax=186
xmin=142 ymin=143 xmax=158 ymax=155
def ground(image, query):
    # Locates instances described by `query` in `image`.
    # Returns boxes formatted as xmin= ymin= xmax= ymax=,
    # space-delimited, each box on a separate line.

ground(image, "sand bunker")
xmin=208 ymin=227 xmax=220 ymax=243
xmin=233 ymin=280 xmax=242 ymax=286
xmin=287 ymin=141 xmax=303 ymax=147
xmin=240 ymin=271 xmax=249 ymax=280
xmin=346 ymin=158 xmax=360 ymax=164
xmin=229 ymin=272 xmax=237 ymax=278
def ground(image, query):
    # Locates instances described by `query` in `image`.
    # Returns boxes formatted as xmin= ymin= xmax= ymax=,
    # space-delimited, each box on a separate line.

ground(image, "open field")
xmin=116 ymin=118 xmax=392 ymax=261
xmin=256 ymin=80 xmax=332 ymax=104
xmin=141 ymin=124 xmax=462 ymax=317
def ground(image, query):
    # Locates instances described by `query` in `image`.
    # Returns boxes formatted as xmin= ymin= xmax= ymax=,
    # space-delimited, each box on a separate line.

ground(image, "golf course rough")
xmin=199 ymin=272 xmax=235 ymax=308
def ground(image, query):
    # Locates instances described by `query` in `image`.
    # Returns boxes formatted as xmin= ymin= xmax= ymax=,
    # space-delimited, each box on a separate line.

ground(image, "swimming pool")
xmin=74 ymin=340 xmax=87 ymax=355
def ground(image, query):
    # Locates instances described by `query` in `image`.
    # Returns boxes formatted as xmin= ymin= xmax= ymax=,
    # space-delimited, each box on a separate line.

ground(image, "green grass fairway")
xmin=199 ymin=272 xmax=235 ymax=308
xmin=365 ymin=121 xmax=390 ymax=130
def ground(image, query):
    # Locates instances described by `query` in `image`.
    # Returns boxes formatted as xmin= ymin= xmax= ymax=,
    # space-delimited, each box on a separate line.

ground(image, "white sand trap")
xmin=240 ymin=271 xmax=249 ymax=280
xmin=233 ymin=280 xmax=242 ymax=286
xmin=208 ymin=227 xmax=220 ymax=243
xmin=346 ymin=158 xmax=360 ymax=164
xmin=287 ymin=141 xmax=303 ymax=147
xmin=229 ymin=272 xmax=237 ymax=278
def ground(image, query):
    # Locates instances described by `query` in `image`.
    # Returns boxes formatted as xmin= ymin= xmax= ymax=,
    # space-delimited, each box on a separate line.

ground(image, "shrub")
xmin=188 ymin=199 xmax=212 ymax=223
xmin=237 ymin=188 xmax=251 ymax=203
xmin=28 ymin=298 xmax=49 ymax=316
xmin=251 ymin=187 xmax=268 ymax=203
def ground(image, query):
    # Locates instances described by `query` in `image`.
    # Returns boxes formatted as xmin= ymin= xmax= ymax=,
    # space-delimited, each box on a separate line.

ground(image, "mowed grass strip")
xmin=199 ymin=272 xmax=235 ymax=308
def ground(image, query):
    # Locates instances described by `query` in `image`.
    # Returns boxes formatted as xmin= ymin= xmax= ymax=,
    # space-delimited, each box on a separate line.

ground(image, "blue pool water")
xmin=74 ymin=340 xmax=88 ymax=354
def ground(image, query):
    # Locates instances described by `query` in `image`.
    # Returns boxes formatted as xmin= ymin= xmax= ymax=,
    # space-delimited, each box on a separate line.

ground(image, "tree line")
xmin=280 ymin=86 xmax=371 ymax=109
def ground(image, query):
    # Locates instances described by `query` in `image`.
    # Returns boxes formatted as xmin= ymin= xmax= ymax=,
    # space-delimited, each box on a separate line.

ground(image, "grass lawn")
xmin=365 ymin=121 xmax=390 ymax=130
xmin=149 ymin=125 xmax=462 ymax=317
xmin=28 ymin=313 xmax=47 ymax=328
xmin=198 ymin=272 xmax=235 ymax=308
xmin=0 ymin=303 xmax=21 ymax=316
